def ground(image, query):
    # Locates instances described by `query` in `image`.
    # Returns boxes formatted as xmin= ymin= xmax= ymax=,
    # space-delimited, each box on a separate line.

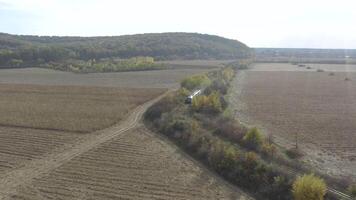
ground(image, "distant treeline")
xmin=41 ymin=57 xmax=165 ymax=73
xmin=0 ymin=32 xmax=252 ymax=70
xmin=254 ymin=48 xmax=356 ymax=64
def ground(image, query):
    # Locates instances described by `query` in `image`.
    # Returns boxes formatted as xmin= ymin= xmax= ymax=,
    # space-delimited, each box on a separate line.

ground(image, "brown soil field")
xmin=7 ymin=126 xmax=249 ymax=200
xmin=0 ymin=84 xmax=165 ymax=132
xmin=230 ymin=70 xmax=356 ymax=181
xmin=0 ymin=67 xmax=213 ymax=88
xmin=0 ymin=127 xmax=83 ymax=176
xmin=0 ymin=62 xmax=252 ymax=199
xmin=0 ymin=92 xmax=252 ymax=200
xmin=251 ymin=62 xmax=356 ymax=72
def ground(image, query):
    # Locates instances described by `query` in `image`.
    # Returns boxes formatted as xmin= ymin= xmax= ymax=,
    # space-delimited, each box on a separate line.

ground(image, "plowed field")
xmin=8 ymin=127 xmax=245 ymax=200
xmin=230 ymin=68 xmax=356 ymax=181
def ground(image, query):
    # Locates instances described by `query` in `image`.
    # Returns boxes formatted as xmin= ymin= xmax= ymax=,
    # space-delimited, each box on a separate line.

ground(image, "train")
xmin=185 ymin=89 xmax=202 ymax=104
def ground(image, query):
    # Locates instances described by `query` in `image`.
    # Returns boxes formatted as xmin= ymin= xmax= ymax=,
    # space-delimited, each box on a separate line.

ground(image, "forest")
xmin=0 ymin=32 xmax=252 ymax=71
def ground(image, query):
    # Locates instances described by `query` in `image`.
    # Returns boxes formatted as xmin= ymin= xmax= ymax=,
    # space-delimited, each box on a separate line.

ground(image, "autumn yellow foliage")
xmin=292 ymin=174 xmax=327 ymax=200
xmin=192 ymin=91 xmax=222 ymax=113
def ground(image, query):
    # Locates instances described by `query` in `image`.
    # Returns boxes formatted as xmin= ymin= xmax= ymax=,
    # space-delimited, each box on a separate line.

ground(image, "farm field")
xmin=0 ymin=93 xmax=250 ymax=200
xmin=6 ymin=126 xmax=248 ymax=200
xmin=0 ymin=62 xmax=250 ymax=199
xmin=250 ymin=62 xmax=356 ymax=72
xmin=0 ymin=126 xmax=83 ymax=176
xmin=230 ymin=65 xmax=356 ymax=181
xmin=0 ymin=66 xmax=215 ymax=88
xmin=0 ymin=83 xmax=165 ymax=132
xmin=0 ymin=83 xmax=165 ymax=182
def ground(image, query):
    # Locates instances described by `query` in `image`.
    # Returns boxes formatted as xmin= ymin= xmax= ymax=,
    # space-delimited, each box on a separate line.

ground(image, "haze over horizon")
xmin=1 ymin=0 xmax=355 ymax=49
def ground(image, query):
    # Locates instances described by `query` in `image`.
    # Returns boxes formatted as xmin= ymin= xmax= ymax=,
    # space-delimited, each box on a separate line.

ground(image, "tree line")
xmin=0 ymin=32 xmax=253 ymax=69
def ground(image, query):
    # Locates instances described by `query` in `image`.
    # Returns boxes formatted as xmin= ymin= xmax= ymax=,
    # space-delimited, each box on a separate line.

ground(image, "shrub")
xmin=306 ymin=66 xmax=312 ymax=69
xmin=144 ymin=94 xmax=175 ymax=122
xmin=192 ymin=91 xmax=222 ymax=114
xmin=245 ymin=151 xmax=258 ymax=166
xmin=243 ymin=127 xmax=264 ymax=150
xmin=218 ymin=145 xmax=240 ymax=175
xmin=181 ymin=74 xmax=211 ymax=90
xmin=292 ymin=174 xmax=327 ymax=200
xmin=207 ymin=140 xmax=226 ymax=170
xmin=348 ymin=184 xmax=356 ymax=198
xmin=178 ymin=87 xmax=190 ymax=97
xmin=9 ymin=59 xmax=23 ymax=67
xmin=196 ymin=136 xmax=211 ymax=158
xmin=261 ymin=142 xmax=277 ymax=158
xmin=345 ymin=77 xmax=351 ymax=81
xmin=316 ymin=69 xmax=325 ymax=72
xmin=260 ymin=176 xmax=293 ymax=200
xmin=176 ymin=87 xmax=190 ymax=102
xmin=328 ymin=72 xmax=335 ymax=76
xmin=214 ymin=117 xmax=248 ymax=143
xmin=205 ymin=79 xmax=228 ymax=95
xmin=221 ymin=67 xmax=235 ymax=82
xmin=226 ymin=60 xmax=250 ymax=70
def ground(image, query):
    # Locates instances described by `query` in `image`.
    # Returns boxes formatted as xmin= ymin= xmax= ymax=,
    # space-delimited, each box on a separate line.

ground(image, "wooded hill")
xmin=0 ymin=32 xmax=252 ymax=68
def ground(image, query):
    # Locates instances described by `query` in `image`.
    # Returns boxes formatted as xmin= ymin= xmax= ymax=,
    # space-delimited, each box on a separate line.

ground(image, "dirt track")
xmin=0 ymin=91 xmax=252 ymax=200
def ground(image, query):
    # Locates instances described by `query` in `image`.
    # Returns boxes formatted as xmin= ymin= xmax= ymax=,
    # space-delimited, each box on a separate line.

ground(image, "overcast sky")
xmin=0 ymin=0 xmax=355 ymax=49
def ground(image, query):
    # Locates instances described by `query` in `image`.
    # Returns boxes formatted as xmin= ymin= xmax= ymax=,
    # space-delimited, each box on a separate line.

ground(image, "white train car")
xmin=185 ymin=89 xmax=202 ymax=104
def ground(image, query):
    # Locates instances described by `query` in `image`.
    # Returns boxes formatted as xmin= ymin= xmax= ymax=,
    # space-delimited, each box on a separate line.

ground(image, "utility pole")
xmin=295 ymin=132 xmax=298 ymax=149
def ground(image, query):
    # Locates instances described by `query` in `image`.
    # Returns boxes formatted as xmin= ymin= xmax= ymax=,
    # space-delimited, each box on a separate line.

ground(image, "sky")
xmin=0 ymin=0 xmax=356 ymax=49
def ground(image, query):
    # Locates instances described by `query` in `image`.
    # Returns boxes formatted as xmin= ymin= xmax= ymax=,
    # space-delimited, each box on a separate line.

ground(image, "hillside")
xmin=0 ymin=32 xmax=252 ymax=70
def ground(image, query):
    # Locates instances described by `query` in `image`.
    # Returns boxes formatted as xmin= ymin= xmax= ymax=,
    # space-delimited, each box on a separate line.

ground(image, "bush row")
xmin=145 ymin=65 xmax=331 ymax=200
xmin=145 ymin=94 xmax=293 ymax=199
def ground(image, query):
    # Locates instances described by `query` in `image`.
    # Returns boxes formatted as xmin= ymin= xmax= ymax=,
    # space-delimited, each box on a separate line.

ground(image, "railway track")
xmin=328 ymin=187 xmax=353 ymax=200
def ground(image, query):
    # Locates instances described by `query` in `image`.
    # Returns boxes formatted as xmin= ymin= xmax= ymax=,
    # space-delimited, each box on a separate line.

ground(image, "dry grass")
xmin=0 ymin=84 xmax=165 ymax=132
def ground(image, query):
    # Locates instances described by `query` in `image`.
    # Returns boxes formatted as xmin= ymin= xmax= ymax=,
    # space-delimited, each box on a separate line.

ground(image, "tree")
xmin=292 ymin=174 xmax=327 ymax=200
xmin=9 ymin=59 xmax=23 ymax=67
xmin=221 ymin=67 xmax=235 ymax=82
xmin=192 ymin=91 xmax=222 ymax=114
xmin=261 ymin=176 xmax=293 ymax=200
xmin=261 ymin=142 xmax=277 ymax=158
xmin=243 ymin=127 xmax=263 ymax=150
xmin=181 ymin=74 xmax=211 ymax=90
